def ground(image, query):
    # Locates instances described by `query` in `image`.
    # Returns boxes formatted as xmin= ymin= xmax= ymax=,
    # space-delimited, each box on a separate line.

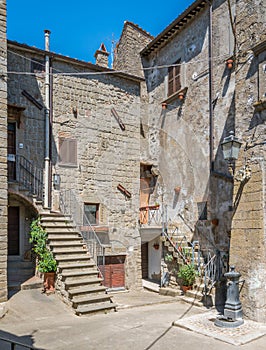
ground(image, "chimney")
xmin=94 ymin=43 xmax=109 ymax=68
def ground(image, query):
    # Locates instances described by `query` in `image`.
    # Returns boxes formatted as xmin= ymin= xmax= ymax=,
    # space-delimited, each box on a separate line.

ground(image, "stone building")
xmin=0 ymin=0 xmax=8 ymax=313
xmin=5 ymin=30 xmax=143 ymax=300
xmin=0 ymin=0 xmax=265 ymax=321
xmin=114 ymin=0 xmax=266 ymax=321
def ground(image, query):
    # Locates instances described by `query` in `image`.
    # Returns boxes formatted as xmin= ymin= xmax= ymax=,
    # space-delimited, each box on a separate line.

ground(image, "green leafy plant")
xmin=29 ymin=218 xmax=57 ymax=273
xmin=164 ymin=253 xmax=174 ymax=263
xmin=177 ymin=264 xmax=197 ymax=286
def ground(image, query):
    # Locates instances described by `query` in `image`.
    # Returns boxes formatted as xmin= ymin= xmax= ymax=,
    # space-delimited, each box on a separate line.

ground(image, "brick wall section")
xmin=230 ymin=0 xmax=266 ymax=322
xmin=113 ymin=21 xmax=153 ymax=77
xmin=0 ymin=0 xmax=8 ymax=302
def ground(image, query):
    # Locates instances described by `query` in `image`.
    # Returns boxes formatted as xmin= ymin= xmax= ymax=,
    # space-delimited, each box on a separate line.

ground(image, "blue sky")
xmin=7 ymin=1 xmax=194 ymax=64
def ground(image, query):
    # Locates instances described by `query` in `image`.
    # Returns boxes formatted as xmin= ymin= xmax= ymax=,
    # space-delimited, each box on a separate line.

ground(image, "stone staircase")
xmin=161 ymin=231 xmax=217 ymax=307
xmin=40 ymin=212 xmax=116 ymax=316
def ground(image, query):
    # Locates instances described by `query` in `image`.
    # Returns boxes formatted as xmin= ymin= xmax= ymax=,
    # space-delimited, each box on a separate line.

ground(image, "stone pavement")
xmin=0 ymin=288 xmax=265 ymax=349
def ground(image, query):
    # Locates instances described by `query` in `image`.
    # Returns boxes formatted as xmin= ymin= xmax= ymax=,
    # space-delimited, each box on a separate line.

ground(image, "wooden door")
xmin=8 ymin=122 xmax=16 ymax=181
xmin=8 ymin=206 xmax=20 ymax=255
xmin=141 ymin=242 xmax=148 ymax=279
xmin=101 ymin=256 xmax=125 ymax=289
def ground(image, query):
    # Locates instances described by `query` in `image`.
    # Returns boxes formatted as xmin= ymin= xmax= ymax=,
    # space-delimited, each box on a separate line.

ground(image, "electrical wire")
xmin=6 ymin=47 xmax=234 ymax=77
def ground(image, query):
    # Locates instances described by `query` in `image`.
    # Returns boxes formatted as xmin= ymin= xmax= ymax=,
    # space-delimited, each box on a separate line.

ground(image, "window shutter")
xmin=59 ymin=137 xmax=77 ymax=165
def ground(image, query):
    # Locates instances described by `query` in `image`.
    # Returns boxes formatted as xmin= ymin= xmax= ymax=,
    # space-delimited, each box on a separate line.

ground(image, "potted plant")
xmin=177 ymin=264 xmax=197 ymax=292
xmin=29 ymin=218 xmax=57 ymax=293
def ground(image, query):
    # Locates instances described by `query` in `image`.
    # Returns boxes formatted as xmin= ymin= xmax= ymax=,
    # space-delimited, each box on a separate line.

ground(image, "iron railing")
xmin=0 ymin=336 xmax=36 ymax=349
xmin=202 ymin=249 xmax=226 ymax=292
xmin=8 ymin=155 xmax=43 ymax=200
xmin=59 ymin=189 xmax=105 ymax=277
xmin=139 ymin=204 xmax=167 ymax=226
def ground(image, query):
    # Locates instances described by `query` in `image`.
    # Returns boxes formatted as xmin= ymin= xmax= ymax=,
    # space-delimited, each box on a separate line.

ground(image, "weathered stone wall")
xmin=51 ymin=60 xmax=142 ymax=290
xmin=141 ymin=1 xmax=234 ymax=255
xmin=230 ymin=0 xmax=266 ymax=322
xmin=113 ymin=21 xmax=153 ymax=77
xmin=7 ymin=48 xmax=46 ymax=171
xmin=0 ymin=0 xmax=8 ymax=304
xmin=7 ymin=43 xmax=143 ymax=290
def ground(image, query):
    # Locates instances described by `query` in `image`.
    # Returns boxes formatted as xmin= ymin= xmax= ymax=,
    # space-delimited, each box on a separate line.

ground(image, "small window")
xmin=31 ymin=59 xmax=45 ymax=73
xmin=197 ymin=202 xmax=208 ymax=221
xmin=84 ymin=203 xmax=99 ymax=225
xmin=168 ymin=59 xmax=181 ymax=96
xmin=58 ymin=137 xmax=77 ymax=165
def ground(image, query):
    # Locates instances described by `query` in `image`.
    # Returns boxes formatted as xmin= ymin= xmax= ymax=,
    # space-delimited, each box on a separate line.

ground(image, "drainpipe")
xmin=208 ymin=1 xmax=214 ymax=172
xmin=44 ymin=29 xmax=51 ymax=208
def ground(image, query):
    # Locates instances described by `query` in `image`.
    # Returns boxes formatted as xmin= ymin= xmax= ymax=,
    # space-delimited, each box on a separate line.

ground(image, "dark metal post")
xmin=215 ymin=266 xmax=244 ymax=327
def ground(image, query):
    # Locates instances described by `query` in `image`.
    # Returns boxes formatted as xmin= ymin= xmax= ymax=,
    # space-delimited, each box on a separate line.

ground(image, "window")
xmin=197 ymin=202 xmax=208 ymax=221
xmin=84 ymin=203 xmax=99 ymax=225
xmin=31 ymin=59 xmax=45 ymax=73
xmin=58 ymin=137 xmax=77 ymax=166
xmin=168 ymin=59 xmax=181 ymax=96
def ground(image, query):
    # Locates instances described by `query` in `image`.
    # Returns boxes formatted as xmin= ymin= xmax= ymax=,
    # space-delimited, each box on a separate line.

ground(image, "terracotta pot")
xmin=226 ymin=59 xmax=234 ymax=69
xmin=178 ymin=92 xmax=185 ymax=100
xmin=43 ymin=272 xmax=56 ymax=293
xmin=162 ymin=102 xmax=167 ymax=110
xmin=181 ymin=285 xmax=192 ymax=293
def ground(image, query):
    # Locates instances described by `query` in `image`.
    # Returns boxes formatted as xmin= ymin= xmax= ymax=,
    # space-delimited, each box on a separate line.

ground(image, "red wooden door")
xmin=101 ymin=256 xmax=125 ymax=288
xmin=8 ymin=206 xmax=20 ymax=255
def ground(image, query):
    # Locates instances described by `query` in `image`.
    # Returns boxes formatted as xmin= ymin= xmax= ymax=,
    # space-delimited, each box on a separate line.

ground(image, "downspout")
xmin=208 ymin=1 xmax=214 ymax=172
xmin=44 ymin=29 xmax=51 ymax=208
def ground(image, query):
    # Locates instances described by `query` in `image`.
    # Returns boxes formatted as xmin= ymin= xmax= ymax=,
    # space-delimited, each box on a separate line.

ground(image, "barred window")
xmin=58 ymin=138 xmax=77 ymax=165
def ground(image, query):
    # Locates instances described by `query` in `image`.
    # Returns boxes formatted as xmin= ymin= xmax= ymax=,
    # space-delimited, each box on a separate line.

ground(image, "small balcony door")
xmin=8 ymin=122 xmax=16 ymax=181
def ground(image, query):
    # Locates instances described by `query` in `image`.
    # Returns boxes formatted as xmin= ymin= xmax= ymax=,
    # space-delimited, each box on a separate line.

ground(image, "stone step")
xmin=46 ymin=227 xmax=80 ymax=234
xmin=58 ymin=261 xmax=95 ymax=270
xmin=48 ymin=233 xmax=82 ymax=240
xmin=75 ymin=302 xmax=116 ymax=316
xmin=61 ymin=269 xmax=99 ymax=278
xmin=50 ymin=241 xmax=84 ymax=247
xmin=52 ymin=246 xmax=87 ymax=254
xmin=66 ymin=277 xmax=103 ymax=288
xmin=56 ymin=254 xmax=91 ymax=262
xmin=68 ymin=285 xmax=107 ymax=298
xmin=41 ymin=215 xmax=72 ymax=223
xmin=72 ymin=293 xmax=113 ymax=308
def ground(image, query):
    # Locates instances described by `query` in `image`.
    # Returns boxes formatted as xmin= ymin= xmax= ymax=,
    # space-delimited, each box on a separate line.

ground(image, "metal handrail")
xmin=202 ymin=250 xmax=225 ymax=292
xmin=59 ymin=189 xmax=105 ymax=278
xmin=8 ymin=154 xmax=43 ymax=200
xmin=0 ymin=336 xmax=36 ymax=349
xmin=139 ymin=204 xmax=166 ymax=226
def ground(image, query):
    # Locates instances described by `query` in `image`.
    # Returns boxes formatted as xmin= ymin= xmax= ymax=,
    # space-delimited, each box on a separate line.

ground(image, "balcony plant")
xmin=177 ymin=263 xmax=197 ymax=291
xmin=29 ymin=218 xmax=57 ymax=292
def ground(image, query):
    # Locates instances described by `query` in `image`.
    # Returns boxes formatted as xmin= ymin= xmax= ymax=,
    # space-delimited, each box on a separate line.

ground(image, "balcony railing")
xmin=8 ymin=154 xmax=43 ymax=200
xmin=139 ymin=205 xmax=166 ymax=226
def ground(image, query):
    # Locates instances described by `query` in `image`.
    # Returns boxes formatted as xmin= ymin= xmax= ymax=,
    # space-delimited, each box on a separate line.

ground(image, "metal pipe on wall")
xmin=44 ymin=29 xmax=51 ymax=208
xmin=208 ymin=1 xmax=214 ymax=172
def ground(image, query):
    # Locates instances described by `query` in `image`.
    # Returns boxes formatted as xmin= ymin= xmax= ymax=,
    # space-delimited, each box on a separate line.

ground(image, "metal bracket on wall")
xmin=117 ymin=184 xmax=131 ymax=199
xmin=111 ymin=108 xmax=125 ymax=131
xmin=22 ymin=90 xmax=43 ymax=110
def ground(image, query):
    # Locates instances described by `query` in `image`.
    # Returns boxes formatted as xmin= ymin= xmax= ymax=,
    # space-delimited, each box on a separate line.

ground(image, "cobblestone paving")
xmin=173 ymin=311 xmax=266 ymax=346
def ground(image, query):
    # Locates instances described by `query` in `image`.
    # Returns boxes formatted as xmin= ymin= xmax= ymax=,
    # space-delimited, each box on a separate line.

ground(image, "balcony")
xmin=8 ymin=154 xmax=43 ymax=200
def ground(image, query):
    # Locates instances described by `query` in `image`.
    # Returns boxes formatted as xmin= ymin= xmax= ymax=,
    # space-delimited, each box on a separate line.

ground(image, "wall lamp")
xmin=221 ymin=131 xmax=242 ymax=174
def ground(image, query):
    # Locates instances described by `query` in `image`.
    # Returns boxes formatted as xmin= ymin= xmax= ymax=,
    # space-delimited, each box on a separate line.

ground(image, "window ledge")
xmin=58 ymin=163 xmax=78 ymax=168
xmin=162 ymin=87 xmax=188 ymax=105
xmin=253 ymin=99 xmax=266 ymax=112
